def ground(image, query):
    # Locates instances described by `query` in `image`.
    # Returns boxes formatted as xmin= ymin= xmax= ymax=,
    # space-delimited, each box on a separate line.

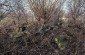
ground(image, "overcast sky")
xmin=0 ymin=0 xmax=70 ymax=13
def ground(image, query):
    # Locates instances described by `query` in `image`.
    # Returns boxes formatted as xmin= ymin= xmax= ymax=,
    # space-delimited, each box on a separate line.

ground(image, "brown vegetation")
xmin=0 ymin=0 xmax=85 ymax=55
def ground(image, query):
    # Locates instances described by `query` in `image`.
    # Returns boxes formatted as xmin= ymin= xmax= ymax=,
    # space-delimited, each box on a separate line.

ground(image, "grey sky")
xmin=0 ymin=0 xmax=69 ymax=13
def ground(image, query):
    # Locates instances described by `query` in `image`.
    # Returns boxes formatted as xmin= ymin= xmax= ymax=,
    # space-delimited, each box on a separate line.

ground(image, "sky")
xmin=0 ymin=0 xmax=69 ymax=14
xmin=23 ymin=0 xmax=70 ymax=14
xmin=62 ymin=0 xmax=72 ymax=14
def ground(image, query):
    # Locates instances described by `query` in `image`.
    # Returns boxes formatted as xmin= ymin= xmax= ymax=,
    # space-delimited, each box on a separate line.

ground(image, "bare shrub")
xmin=0 ymin=0 xmax=85 ymax=55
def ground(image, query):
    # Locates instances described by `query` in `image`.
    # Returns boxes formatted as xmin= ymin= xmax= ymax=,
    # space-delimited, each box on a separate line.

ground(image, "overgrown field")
xmin=0 ymin=0 xmax=85 ymax=55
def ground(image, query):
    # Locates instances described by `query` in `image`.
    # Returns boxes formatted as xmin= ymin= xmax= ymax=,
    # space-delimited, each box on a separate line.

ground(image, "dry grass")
xmin=0 ymin=0 xmax=85 ymax=55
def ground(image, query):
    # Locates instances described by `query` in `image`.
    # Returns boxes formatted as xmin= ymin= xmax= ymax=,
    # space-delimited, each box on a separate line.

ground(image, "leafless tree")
xmin=27 ymin=0 xmax=66 ymax=32
xmin=64 ymin=0 xmax=85 ymax=55
xmin=1 ymin=0 xmax=85 ymax=55
xmin=68 ymin=0 xmax=85 ymax=21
